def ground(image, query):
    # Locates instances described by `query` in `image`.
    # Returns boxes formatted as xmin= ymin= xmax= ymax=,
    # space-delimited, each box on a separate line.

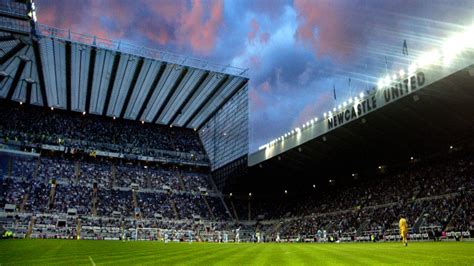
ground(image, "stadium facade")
xmin=0 ymin=0 xmax=473 ymax=245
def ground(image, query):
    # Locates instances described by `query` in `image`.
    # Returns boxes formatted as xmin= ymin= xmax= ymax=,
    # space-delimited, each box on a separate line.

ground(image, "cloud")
xmin=294 ymin=0 xmax=369 ymax=61
xmin=259 ymin=81 xmax=271 ymax=93
xmin=178 ymin=0 xmax=224 ymax=54
xmin=247 ymin=18 xmax=260 ymax=44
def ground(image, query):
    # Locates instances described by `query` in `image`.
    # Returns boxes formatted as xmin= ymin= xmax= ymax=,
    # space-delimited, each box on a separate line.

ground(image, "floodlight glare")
xmin=378 ymin=79 xmax=384 ymax=89
xmin=408 ymin=63 xmax=417 ymax=74
xmin=399 ymin=69 xmax=405 ymax=77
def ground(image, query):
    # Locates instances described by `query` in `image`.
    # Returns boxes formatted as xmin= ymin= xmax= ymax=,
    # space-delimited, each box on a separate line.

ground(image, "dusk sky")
xmin=35 ymin=0 xmax=473 ymax=152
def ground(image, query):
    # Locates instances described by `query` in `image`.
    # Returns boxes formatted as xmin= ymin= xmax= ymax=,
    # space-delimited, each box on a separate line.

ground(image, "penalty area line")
xmin=88 ymin=256 xmax=96 ymax=266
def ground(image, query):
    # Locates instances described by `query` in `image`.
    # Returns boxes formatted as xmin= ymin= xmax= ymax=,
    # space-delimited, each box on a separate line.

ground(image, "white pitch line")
xmin=88 ymin=256 xmax=96 ymax=266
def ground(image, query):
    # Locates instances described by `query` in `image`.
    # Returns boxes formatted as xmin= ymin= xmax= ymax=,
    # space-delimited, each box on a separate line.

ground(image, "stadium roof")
xmin=222 ymin=63 xmax=474 ymax=196
xmin=0 ymin=22 xmax=249 ymax=130
xmin=228 ymin=43 xmax=474 ymax=195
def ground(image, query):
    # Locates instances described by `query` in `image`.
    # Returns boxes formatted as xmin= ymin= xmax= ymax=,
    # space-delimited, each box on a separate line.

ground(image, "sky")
xmin=35 ymin=0 xmax=474 ymax=152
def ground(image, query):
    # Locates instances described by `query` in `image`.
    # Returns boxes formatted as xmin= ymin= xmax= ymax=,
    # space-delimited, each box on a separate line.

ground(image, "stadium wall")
xmin=199 ymin=84 xmax=248 ymax=170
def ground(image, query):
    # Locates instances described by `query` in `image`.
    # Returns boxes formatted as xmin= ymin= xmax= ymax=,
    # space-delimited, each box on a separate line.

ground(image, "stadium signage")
xmin=327 ymin=96 xmax=377 ymax=130
xmin=327 ymin=71 xmax=426 ymax=130
xmin=383 ymin=72 xmax=426 ymax=104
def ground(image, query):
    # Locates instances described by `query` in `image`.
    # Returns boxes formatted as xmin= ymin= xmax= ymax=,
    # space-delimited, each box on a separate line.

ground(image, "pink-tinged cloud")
xmin=249 ymin=88 xmax=265 ymax=110
xmin=37 ymin=0 xmax=127 ymax=40
xmin=292 ymin=90 xmax=332 ymax=128
xmin=248 ymin=55 xmax=261 ymax=69
xmin=259 ymin=32 xmax=270 ymax=44
xmin=247 ymin=18 xmax=260 ymax=44
xmin=179 ymin=0 xmax=224 ymax=54
xmin=260 ymin=81 xmax=271 ymax=93
xmin=294 ymin=0 xmax=363 ymax=61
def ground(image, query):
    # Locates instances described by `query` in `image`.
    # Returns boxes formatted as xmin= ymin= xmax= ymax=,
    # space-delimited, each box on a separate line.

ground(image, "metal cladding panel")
xmin=0 ymin=46 xmax=22 ymax=98
xmin=123 ymin=59 xmax=162 ymax=120
xmin=40 ymin=38 xmax=67 ymax=108
xmin=174 ymin=72 xmax=223 ymax=126
xmin=89 ymin=49 xmax=115 ymax=115
xmin=11 ymin=46 xmax=37 ymax=103
xmin=158 ymin=68 xmax=205 ymax=124
xmin=0 ymin=39 xmax=20 ymax=57
xmin=70 ymin=43 xmax=91 ymax=112
xmin=106 ymin=54 xmax=139 ymax=117
xmin=189 ymin=77 xmax=245 ymax=129
xmin=141 ymin=63 xmax=182 ymax=122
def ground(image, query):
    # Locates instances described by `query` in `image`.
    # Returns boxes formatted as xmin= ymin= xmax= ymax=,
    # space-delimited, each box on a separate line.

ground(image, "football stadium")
xmin=0 ymin=0 xmax=473 ymax=265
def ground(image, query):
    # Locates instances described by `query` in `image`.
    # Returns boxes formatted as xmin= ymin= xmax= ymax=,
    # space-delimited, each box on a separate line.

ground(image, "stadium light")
xmin=295 ymin=127 xmax=301 ymax=133
xmin=399 ymin=69 xmax=405 ymax=78
xmin=410 ymin=156 xmax=414 ymax=160
xmin=230 ymin=193 xmax=232 ymax=197
xmin=291 ymin=130 xmax=295 ymax=134
xmin=384 ymin=76 xmax=391 ymax=86
xmin=310 ymin=119 xmax=314 ymax=124
xmin=306 ymin=122 xmax=310 ymax=127
xmin=314 ymin=117 xmax=318 ymax=122
xmin=313 ymin=184 xmax=316 ymax=188
xmin=323 ymin=112 xmax=327 ymax=118
xmin=348 ymin=98 xmax=353 ymax=104
xmin=82 ymin=111 xmax=86 ymax=115
xmin=328 ymin=111 xmax=332 ymax=116
xmin=19 ymin=101 xmax=23 ymax=105
xmin=113 ymin=116 xmax=116 ymax=120
xmin=170 ymin=125 xmax=173 ymax=128
xmin=343 ymin=101 xmax=347 ymax=107
xmin=338 ymin=105 xmax=342 ymax=110
xmin=377 ymin=79 xmax=384 ymax=90
xmin=284 ymin=190 xmax=288 ymax=194
xmin=408 ymin=63 xmax=417 ymax=74
xmin=50 ymin=107 xmax=54 ymax=111
xmin=249 ymin=192 xmax=252 ymax=197
xmin=359 ymin=92 xmax=364 ymax=98
xmin=302 ymin=124 xmax=306 ymax=128
xmin=449 ymin=145 xmax=453 ymax=150
xmin=333 ymin=108 xmax=336 ymax=112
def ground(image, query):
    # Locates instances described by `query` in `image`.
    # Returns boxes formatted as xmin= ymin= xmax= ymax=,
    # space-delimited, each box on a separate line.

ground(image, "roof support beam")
xmin=0 ymin=41 xmax=25 ymax=64
xmin=32 ymin=41 xmax=48 ymax=107
xmin=135 ymin=63 xmax=167 ymax=121
xmin=65 ymin=41 xmax=71 ymax=110
xmin=25 ymin=82 xmax=32 ymax=105
xmin=152 ymin=67 xmax=188 ymax=124
xmin=168 ymin=72 xmax=209 ymax=126
xmin=182 ymin=75 xmax=229 ymax=128
xmin=196 ymin=79 xmax=248 ymax=130
xmin=85 ymin=48 xmax=96 ymax=113
xmin=0 ymin=35 xmax=15 ymax=42
xmin=120 ymin=57 xmax=144 ymax=119
xmin=6 ymin=59 xmax=26 ymax=100
xmin=102 ymin=52 xmax=121 ymax=116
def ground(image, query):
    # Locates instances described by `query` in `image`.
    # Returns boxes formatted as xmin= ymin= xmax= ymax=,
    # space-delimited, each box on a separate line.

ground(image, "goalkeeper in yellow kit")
xmin=399 ymin=216 xmax=408 ymax=246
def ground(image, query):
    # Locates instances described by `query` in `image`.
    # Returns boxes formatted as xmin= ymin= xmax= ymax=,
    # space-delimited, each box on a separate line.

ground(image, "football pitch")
xmin=0 ymin=240 xmax=473 ymax=265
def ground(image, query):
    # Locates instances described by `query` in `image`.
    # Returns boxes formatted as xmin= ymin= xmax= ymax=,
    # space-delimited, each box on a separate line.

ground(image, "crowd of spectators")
xmin=228 ymin=154 xmax=473 ymax=239
xmin=1 ymin=155 xmax=225 ymax=221
xmin=0 ymin=104 xmax=206 ymax=161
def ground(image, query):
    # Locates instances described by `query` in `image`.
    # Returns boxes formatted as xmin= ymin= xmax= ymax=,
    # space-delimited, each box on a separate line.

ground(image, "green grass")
xmin=0 ymin=240 xmax=473 ymax=265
